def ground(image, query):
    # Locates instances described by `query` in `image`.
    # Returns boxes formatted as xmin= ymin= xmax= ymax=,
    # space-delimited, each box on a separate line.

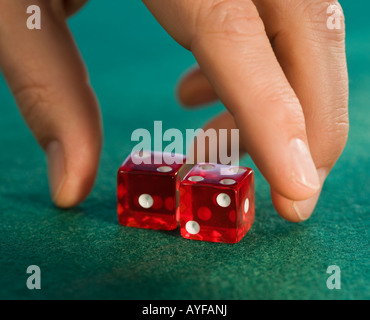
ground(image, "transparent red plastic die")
xmin=117 ymin=151 xmax=187 ymax=230
xmin=179 ymin=163 xmax=255 ymax=243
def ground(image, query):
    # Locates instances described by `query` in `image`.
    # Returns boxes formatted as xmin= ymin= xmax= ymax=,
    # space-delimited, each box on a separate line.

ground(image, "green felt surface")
xmin=0 ymin=1 xmax=369 ymax=300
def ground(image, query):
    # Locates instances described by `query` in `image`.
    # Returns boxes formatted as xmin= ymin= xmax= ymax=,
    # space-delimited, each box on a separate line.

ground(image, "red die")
xmin=179 ymin=163 xmax=255 ymax=243
xmin=117 ymin=151 xmax=187 ymax=230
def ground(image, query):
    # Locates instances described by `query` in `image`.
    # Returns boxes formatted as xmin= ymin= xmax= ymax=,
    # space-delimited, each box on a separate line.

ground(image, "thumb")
xmin=0 ymin=2 xmax=102 ymax=208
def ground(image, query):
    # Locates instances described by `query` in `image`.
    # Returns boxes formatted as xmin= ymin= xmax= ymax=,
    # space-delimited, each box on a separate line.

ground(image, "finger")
xmin=177 ymin=67 xmax=218 ymax=107
xmin=0 ymin=1 xmax=102 ymax=208
xmin=191 ymin=0 xmax=320 ymax=201
xmin=263 ymin=1 xmax=349 ymax=221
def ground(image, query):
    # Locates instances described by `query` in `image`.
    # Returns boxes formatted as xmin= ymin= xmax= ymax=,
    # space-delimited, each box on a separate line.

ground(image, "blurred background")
xmin=0 ymin=1 xmax=369 ymax=299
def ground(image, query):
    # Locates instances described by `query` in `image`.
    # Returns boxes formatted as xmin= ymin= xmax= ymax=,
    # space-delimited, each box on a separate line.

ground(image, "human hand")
xmin=0 ymin=0 xmax=348 ymax=223
xmin=143 ymin=0 xmax=349 ymax=222
xmin=0 ymin=0 xmax=102 ymax=208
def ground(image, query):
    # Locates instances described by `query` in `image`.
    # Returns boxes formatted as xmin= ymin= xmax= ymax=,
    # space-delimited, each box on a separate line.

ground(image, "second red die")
xmin=179 ymin=163 xmax=255 ymax=243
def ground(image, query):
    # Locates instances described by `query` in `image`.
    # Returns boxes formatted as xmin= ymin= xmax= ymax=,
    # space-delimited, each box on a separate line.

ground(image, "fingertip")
xmin=271 ymin=189 xmax=303 ymax=223
xmin=176 ymin=67 xmax=218 ymax=107
xmin=47 ymin=118 xmax=102 ymax=209
xmin=292 ymin=194 xmax=321 ymax=222
xmin=46 ymin=140 xmax=67 ymax=206
xmin=52 ymin=170 xmax=97 ymax=209
xmin=271 ymin=168 xmax=328 ymax=222
xmin=271 ymin=189 xmax=321 ymax=223
xmin=176 ymin=67 xmax=197 ymax=106
xmin=49 ymin=140 xmax=101 ymax=209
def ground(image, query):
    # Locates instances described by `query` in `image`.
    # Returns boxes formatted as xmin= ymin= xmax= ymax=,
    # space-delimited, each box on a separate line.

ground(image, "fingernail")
xmin=290 ymin=138 xmax=320 ymax=191
xmin=293 ymin=194 xmax=320 ymax=221
xmin=293 ymin=168 xmax=327 ymax=221
xmin=46 ymin=141 xmax=66 ymax=202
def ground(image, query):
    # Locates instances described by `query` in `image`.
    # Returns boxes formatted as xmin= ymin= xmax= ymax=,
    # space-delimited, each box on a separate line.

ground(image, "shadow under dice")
xmin=117 ymin=151 xmax=187 ymax=230
xmin=179 ymin=163 xmax=255 ymax=243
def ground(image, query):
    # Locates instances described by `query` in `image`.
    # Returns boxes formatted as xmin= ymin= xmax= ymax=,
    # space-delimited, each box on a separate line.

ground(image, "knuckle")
xmin=238 ymin=80 xmax=307 ymax=133
xmin=252 ymin=79 xmax=302 ymax=115
xmin=310 ymin=107 xmax=349 ymax=167
xmin=13 ymin=82 xmax=57 ymax=147
xmin=328 ymin=112 xmax=349 ymax=156
xmin=196 ymin=0 xmax=266 ymax=40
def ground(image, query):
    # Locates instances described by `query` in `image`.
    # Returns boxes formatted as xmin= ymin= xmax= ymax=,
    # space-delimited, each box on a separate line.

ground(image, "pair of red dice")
xmin=117 ymin=151 xmax=255 ymax=243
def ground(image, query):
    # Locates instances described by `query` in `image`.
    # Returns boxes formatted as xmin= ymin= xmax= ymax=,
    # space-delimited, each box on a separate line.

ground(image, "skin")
xmin=0 ymin=0 xmax=348 ymax=222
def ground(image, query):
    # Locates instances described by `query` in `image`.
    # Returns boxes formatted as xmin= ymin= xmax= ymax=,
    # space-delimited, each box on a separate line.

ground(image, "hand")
xmin=0 ymin=0 xmax=102 ymax=208
xmin=143 ymin=0 xmax=349 ymax=222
